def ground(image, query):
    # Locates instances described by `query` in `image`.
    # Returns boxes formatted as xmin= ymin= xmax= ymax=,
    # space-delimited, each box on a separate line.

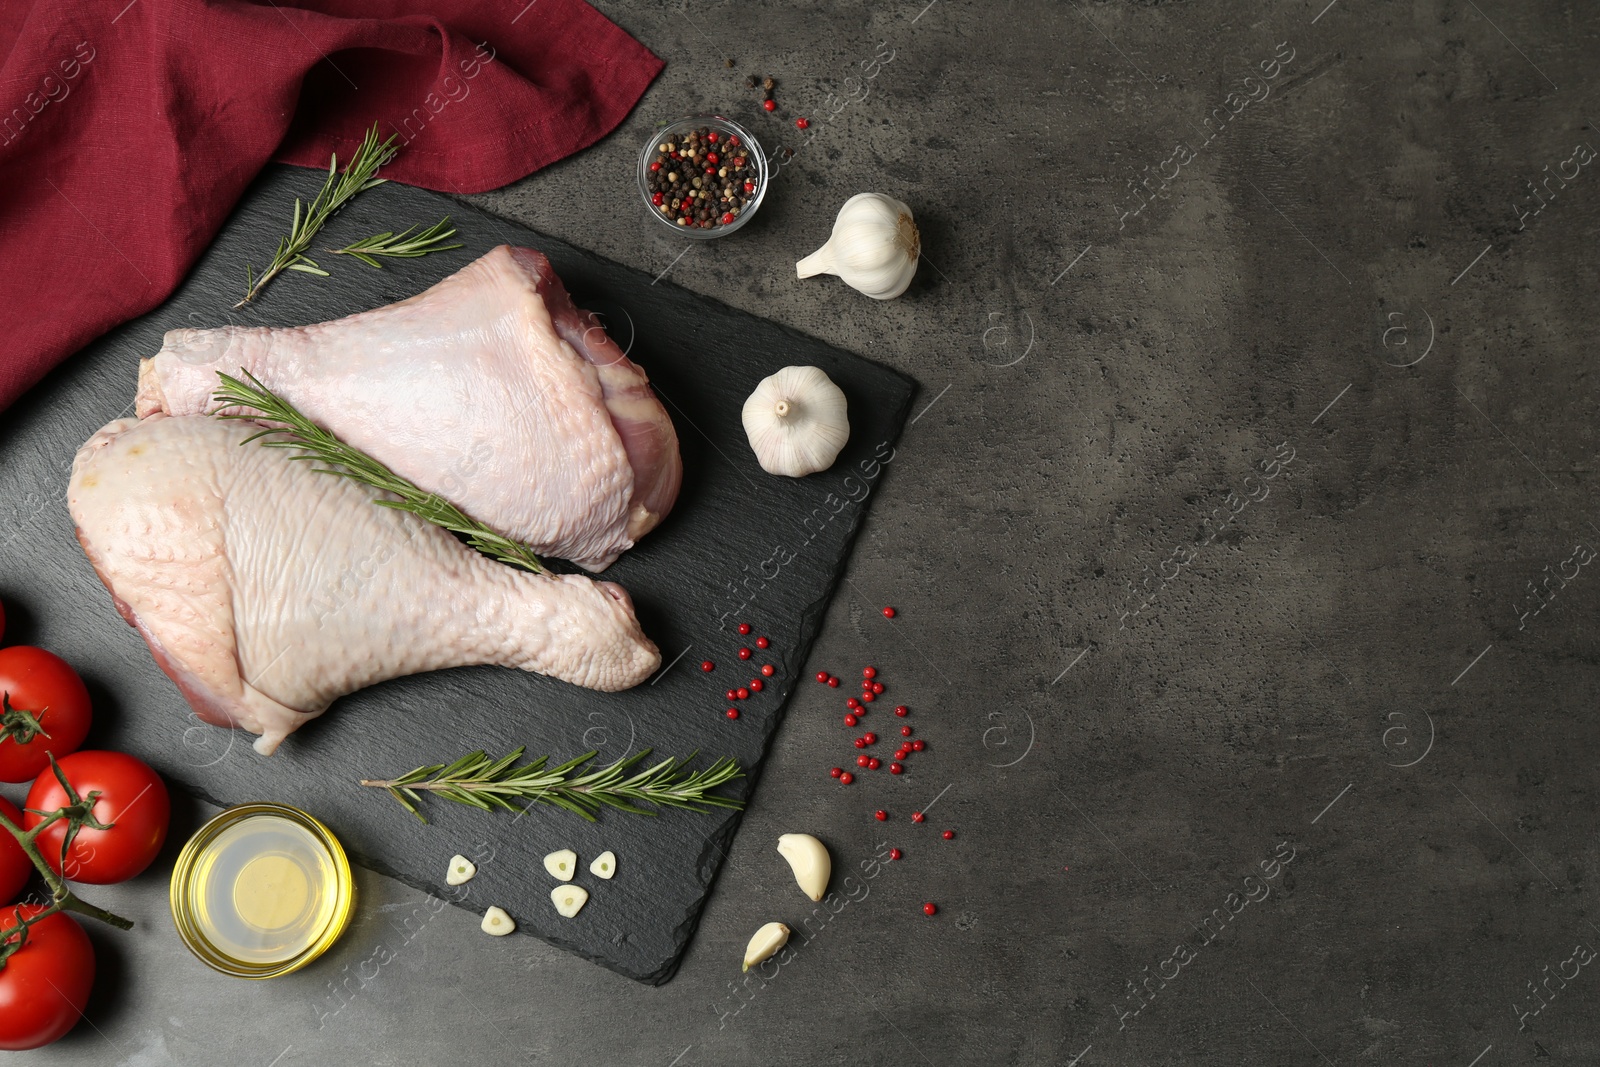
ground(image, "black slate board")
xmin=0 ymin=166 xmax=914 ymax=983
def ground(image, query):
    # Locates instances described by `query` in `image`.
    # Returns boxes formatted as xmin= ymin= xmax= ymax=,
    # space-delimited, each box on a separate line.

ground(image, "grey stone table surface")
xmin=9 ymin=0 xmax=1600 ymax=1064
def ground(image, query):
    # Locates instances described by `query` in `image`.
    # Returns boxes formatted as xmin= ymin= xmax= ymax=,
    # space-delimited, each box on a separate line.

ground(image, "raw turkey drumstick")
xmin=135 ymin=245 xmax=683 ymax=572
xmin=68 ymin=414 xmax=662 ymax=756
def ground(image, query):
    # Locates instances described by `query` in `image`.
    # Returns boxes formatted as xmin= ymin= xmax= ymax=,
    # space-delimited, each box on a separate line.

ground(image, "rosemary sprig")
xmin=331 ymin=217 xmax=463 ymax=268
xmin=211 ymin=370 xmax=544 ymax=573
xmin=235 ymin=123 xmax=399 ymax=307
xmin=360 ymin=747 xmax=746 ymax=823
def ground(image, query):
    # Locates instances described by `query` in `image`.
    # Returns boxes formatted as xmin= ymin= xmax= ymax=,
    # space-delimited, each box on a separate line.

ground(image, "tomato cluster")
xmin=0 ymin=596 xmax=170 ymax=1050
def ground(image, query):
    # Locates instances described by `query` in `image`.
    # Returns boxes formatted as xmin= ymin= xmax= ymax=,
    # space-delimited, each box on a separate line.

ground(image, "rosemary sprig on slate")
xmin=235 ymin=123 xmax=398 ymax=307
xmin=360 ymin=748 xmax=746 ymax=823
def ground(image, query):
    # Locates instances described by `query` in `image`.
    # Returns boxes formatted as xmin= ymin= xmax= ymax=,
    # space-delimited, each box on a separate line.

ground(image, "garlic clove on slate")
xmin=551 ymin=884 xmax=589 ymax=918
xmin=481 ymin=906 xmax=515 ymax=935
xmin=796 ymin=193 xmax=920 ymax=300
xmin=543 ymin=849 xmax=578 ymax=881
xmin=776 ymin=833 xmax=831 ymax=902
xmin=590 ymin=851 xmax=617 ymax=879
xmin=742 ymin=921 xmax=791 ymax=972
xmin=446 ymin=854 xmax=477 ymax=886
xmin=742 ymin=365 xmax=850 ymax=477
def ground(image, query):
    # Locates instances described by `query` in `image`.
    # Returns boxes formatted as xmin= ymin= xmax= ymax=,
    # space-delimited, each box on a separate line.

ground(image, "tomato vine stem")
xmin=0 ymin=754 xmax=133 ymax=968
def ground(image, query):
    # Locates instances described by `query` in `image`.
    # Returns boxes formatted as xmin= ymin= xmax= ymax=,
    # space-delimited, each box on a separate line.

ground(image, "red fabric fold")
xmin=0 ymin=0 xmax=662 ymax=414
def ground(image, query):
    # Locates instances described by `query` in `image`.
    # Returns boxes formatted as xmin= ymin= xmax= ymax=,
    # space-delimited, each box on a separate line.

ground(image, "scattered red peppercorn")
xmin=815 ymin=671 xmax=829 ymax=683
xmin=912 ymin=739 xmax=926 ymax=751
xmin=700 ymin=660 xmax=715 ymax=672
xmin=726 ymin=708 xmax=740 ymax=720
xmin=761 ymin=664 xmax=775 ymax=677
xmin=896 ymin=745 xmax=911 ymax=757
xmin=863 ymin=667 xmax=877 ymax=679
xmin=889 ymin=848 xmax=902 ymax=860
xmin=863 ymin=732 xmax=877 ymax=744
xmin=901 ymin=726 xmax=913 ymax=737
xmin=923 ymin=902 xmax=937 ymax=916
xmin=736 ymin=687 xmax=751 ymax=700
xmin=844 ymin=714 xmax=858 ymax=726
xmin=942 ymin=830 xmax=955 ymax=840
xmin=868 ymin=757 xmax=881 ymax=770
xmin=854 ymin=737 xmax=867 ymax=749
xmin=839 ymin=771 xmax=853 ymax=784
xmin=875 ymin=810 xmax=888 ymax=821
xmin=882 ymin=606 xmax=896 ymax=618
xmin=872 ymin=682 xmax=885 ymax=695
xmin=827 ymin=676 xmax=840 ymax=687
xmin=890 ymin=762 xmax=904 ymax=774
xmin=762 ymin=99 xmax=777 ymax=112
xmin=726 ymin=689 xmax=738 ymax=701
xmin=846 ymin=697 xmax=861 ymax=709
xmin=738 ymin=647 xmax=752 ymax=659
xmin=830 ymin=767 xmax=842 ymax=778
xmin=861 ymin=692 xmax=876 ymax=703
xmin=738 ymin=622 xmax=752 ymax=635
xmin=912 ymin=812 xmax=925 ymax=823
xmin=747 ymin=679 xmax=761 ymax=693
xmin=895 ymin=705 xmax=909 ymax=717
xmin=756 ymin=636 xmax=770 ymax=649
xmin=796 ymin=117 xmax=810 ymax=129
xmin=857 ymin=754 xmax=870 ymax=768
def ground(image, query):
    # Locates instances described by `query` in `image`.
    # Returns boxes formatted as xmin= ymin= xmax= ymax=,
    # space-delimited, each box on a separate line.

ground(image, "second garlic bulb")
xmin=742 ymin=366 xmax=850 ymax=477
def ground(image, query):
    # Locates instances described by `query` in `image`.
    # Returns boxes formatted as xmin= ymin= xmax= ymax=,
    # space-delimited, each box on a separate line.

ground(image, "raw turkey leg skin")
xmin=68 ymin=414 xmax=662 ymax=756
xmin=135 ymin=245 xmax=683 ymax=572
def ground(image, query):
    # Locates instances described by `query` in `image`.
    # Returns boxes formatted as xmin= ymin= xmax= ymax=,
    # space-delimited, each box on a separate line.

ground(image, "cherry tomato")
xmin=0 ymin=905 xmax=94 ymax=1050
xmin=25 ymin=752 xmax=169 ymax=885
xmin=0 ymin=648 xmax=92 ymax=784
xmin=0 ymin=799 xmax=29 ymax=905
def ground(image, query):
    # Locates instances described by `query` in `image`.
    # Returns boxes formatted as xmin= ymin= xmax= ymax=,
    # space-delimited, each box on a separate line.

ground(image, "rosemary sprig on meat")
xmin=235 ymin=123 xmax=398 ymax=307
xmin=211 ymin=370 xmax=545 ymax=574
xmin=331 ymin=217 xmax=463 ymax=268
xmin=360 ymin=748 xmax=746 ymax=823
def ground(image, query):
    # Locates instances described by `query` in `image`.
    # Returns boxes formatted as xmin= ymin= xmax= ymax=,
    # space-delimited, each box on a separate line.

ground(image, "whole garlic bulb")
xmin=742 ymin=366 xmax=850 ymax=477
xmin=795 ymin=193 xmax=920 ymax=300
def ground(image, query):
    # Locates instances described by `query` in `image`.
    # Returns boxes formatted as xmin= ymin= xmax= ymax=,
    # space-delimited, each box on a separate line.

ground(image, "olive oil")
xmin=171 ymin=804 xmax=354 ymax=978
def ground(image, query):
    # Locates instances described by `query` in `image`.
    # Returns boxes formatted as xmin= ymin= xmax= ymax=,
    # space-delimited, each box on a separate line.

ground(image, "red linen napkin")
xmin=0 ymin=0 xmax=663 ymax=414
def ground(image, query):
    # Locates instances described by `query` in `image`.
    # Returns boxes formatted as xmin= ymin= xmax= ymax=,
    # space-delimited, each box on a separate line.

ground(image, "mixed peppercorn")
xmin=647 ymin=126 xmax=758 ymax=230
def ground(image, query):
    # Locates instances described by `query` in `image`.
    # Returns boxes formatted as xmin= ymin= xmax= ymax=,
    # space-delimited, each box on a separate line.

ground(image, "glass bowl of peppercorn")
xmin=639 ymin=115 xmax=768 ymax=239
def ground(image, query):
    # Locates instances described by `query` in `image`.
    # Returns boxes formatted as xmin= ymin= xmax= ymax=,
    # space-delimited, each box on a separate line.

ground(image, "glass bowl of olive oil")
xmin=169 ymin=803 xmax=355 ymax=979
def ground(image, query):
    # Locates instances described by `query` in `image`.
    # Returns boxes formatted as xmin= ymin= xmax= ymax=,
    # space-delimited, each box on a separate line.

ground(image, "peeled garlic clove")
xmin=544 ymin=849 xmax=578 ymax=881
xmin=742 ymin=921 xmax=791 ymax=972
xmin=796 ymin=192 xmax=920 ymax=300
xmin=776 ymin=833 xmax=831 ymax=902
xmin=742 ymin=365 xmax=850 ymax=477
xmin=481 ymin=906 xmax=515 ymax=935
xmin=590 ymin=851 xmax=617 ymax=879
xmin=551 ymin=884 xmax=589 ymax=918
xmin=446 ymin=854 xmax=477 ymax=886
